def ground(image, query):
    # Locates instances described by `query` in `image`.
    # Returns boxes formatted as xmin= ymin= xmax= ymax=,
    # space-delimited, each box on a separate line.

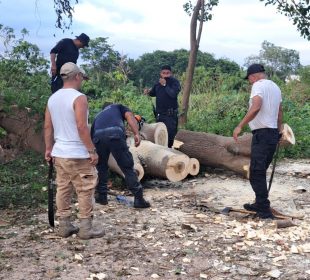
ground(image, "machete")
xmin=48 ymin=160 xmax=55 ymax=227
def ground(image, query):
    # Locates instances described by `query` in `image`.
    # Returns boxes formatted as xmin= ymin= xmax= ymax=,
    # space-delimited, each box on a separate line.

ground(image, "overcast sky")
xmin=1 ymin=0 xmax=310 ymax=66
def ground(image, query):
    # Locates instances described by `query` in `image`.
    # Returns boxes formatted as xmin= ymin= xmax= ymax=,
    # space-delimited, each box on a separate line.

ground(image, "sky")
xmin=1 ymin=0 xmax=310 ymax=67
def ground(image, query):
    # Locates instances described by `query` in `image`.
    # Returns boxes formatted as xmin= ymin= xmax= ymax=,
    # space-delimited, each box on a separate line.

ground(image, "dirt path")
xmin=0 ymin=159 xmax=309 ymax=280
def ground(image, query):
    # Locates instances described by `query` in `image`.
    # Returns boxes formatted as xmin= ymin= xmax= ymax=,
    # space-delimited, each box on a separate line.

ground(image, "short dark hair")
xmin=161 ymin=65 xmax=172 ymax=71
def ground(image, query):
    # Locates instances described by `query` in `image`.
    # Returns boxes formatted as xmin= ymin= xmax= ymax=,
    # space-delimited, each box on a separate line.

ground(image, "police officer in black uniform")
xmin=50 ymin=33 xmax=90 ymax=93
xmin=91 ymin=103 xmax=151 ymax=208
xmin=144 ymin=65 xmax=181 ymax=148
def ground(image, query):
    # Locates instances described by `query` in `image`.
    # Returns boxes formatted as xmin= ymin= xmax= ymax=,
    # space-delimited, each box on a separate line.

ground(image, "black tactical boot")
xmin=96 ymin=194 xmax=108 ymax=205
xmin=134 ymin=188 xmax=151 ymax=208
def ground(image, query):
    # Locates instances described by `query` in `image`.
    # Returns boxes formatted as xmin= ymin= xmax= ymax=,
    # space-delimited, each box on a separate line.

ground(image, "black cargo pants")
xmin=92 ymin=127 xmax=141 ymax=197
xmin=249 ymin=128 xmax=280 ymax=209
xmin=156 ymin=109 xmax=178 ymax=148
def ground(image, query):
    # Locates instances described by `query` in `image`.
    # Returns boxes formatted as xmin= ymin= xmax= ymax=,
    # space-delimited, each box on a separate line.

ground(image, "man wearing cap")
xmin=144 ymin=65 xmax=181 ymax=148
xmin=50 ymin=33 xmax=90 ymax=93
xmin=91 ymin=102 xmax=151 ymax=208
xmin=233 ymin=63 xmax=283 ymax=219
xmin=44 ymin=62 xmax=105 ymax=239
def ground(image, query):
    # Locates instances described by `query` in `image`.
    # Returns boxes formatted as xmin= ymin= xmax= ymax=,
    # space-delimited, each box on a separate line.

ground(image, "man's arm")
xmin=233 ymin=95 xmax=262 ymax=141
xmin=277 ymin=103 xmax=283 ymax=132
xmin=165 ymin=78 xmax=181 ymax=99
xmin=44 ymin=107 xmax=54 ymax=161
xmin=125 ymin=111 xmax=141 ymax=147
xmin=74 ymin=95 xmax=98 ymax=165
xmin=50 ymin=53 xmax=57 ymax=76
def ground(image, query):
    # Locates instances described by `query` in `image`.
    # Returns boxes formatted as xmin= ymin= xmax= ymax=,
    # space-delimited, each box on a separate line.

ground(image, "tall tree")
xmin=180 ymin=0 xmax=218 ymax=125
xmin=245 ymin=40 xmax=301 ymax=80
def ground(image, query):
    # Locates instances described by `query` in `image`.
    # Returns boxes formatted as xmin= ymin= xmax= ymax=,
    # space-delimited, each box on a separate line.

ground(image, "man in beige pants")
xmin=44 ymin=62 xmax=104 ymax=239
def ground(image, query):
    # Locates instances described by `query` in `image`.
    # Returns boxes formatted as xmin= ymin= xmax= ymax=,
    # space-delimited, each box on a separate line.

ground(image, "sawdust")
xmin=0 ymin=159 xmax=309 ymax=280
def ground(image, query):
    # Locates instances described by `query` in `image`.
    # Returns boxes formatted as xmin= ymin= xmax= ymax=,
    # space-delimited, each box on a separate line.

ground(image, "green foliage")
xmin=261 ymin=0 xmax=310 ymax=40
xmin=0 ymin=150 xmax=48 ymax=209
xmin=245 ymin=40 xmax=301 ymax=80
xmin=183 ymin=0 xmax=219 ymax=21
xmin=129 ymin=49 xmax=240 ymax=87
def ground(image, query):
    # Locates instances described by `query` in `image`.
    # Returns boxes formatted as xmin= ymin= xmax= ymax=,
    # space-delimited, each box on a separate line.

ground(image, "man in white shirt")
xmin=233 ymin=64 xmax=283 ymax=219
xmin=44 ymin=62 xmax=104 ymax=239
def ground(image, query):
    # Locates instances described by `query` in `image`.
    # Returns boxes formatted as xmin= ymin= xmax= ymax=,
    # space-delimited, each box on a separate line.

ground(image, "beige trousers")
xmin=54 ymin=157 xmax=98 ymax=219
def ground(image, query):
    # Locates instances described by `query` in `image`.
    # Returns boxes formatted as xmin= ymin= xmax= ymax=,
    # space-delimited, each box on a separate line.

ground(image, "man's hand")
xmin=159 ymin=78 xmax=166 ymax=86
xmin=134 ymin=133 xmax=141 ymax=147
xmin=233 ymin=126 xmax=242 ymax=142
xmin=143 ymin=88 xmax=151 ymax=95
xmin=45 ymin=150 xmax=52 ymax=162
xmin=89 ymin=153 xmax=99 ymax=165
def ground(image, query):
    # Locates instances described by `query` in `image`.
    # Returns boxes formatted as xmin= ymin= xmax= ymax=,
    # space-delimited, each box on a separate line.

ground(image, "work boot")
xmin=58 ymin=217 xmax=79 ymax=238
xmin=243 ymin=202 xmax=263 ymax=212
xmin=77 ymin=218 xmax=105 ymax=240
xmin=95 ymin=194 xmax=108 ymax=205
xmin=255 ymin=210 xmax=275 ymax=220
xmin=134 ymin=188 xmax=151 ymax=208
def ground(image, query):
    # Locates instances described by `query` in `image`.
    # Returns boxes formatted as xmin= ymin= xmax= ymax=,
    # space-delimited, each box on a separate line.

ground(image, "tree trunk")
xmin=175 ymin=125 xmax=295 ymax=177
xmin=180 ymin=0 xmax=204 ymax=126
xmin=139 ymin=122 xmax=168 ymax=146
xmin=0 ymin=105 xmax=45 ymax=154
xmin=108 ymin=153 xmax=144 ymax=182
xmin=176 ymin=130 xmax=251 ymax=177
xmin=130 ymin=140 xmax=191 ymax=182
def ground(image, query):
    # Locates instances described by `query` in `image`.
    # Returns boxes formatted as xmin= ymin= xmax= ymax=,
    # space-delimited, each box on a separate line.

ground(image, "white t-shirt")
xmin=248 ymin=79 xmax=282 ymax=130
xmin=48 ymin=88 xmax=89 ymax=158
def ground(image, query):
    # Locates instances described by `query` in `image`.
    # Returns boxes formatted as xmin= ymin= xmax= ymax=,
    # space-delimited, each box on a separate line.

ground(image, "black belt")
xmin=252 ymin=128 xmax=278 ymax=134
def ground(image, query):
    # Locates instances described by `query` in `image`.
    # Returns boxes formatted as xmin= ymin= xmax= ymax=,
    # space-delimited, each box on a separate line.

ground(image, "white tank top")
xmin=248 ymin=79 xmax=282 ymax=130
xmin=48 ymin=88 xmax=89 ymax=158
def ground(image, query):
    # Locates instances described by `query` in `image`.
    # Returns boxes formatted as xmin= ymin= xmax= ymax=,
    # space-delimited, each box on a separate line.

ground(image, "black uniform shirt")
xmin=50 ymin=38 xmax=79 ymax=74
xmin=91 ymin=104 xmax=131 ymax=138
xmin=149 ymin=77 xmax=181 ymax=114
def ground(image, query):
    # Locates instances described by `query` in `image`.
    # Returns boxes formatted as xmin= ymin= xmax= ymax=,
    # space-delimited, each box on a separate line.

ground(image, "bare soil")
xmin=0 ymin=159 xmax=309 ymax=280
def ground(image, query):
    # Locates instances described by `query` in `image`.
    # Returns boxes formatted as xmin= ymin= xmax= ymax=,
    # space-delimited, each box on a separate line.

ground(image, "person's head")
xmin=160 ymin=65 xmax=172 ymax=79
xmin=102 ymin=102 xmax=113 ymax=110
xmin=60 ymin=62 xmax=88 ymax=90
xmin=245 ymin=63 xmax=266 ymax=84
xmin=74 ymin=33 xmax=90 ymax=48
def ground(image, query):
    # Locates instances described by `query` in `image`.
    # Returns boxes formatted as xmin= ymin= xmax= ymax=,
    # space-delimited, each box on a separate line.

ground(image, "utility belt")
xmin=157 ymin=108 xmax=178 ymax=117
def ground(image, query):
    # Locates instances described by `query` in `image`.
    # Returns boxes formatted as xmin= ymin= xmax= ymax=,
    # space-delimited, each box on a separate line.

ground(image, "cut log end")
xmin=165 ymin=155 xmax=190 ymax=182
xmin=189 ymin=158 xmax=200 ymax=176
xmin=280 ymin=123 xmax=295 ymax=146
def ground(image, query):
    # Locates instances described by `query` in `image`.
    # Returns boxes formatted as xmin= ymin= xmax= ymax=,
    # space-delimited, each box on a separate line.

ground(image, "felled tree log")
xmin=175 ymin=124 xmax=295 ymax=177
xmin=0 ymin=105 xmax=45 ymax=154
xmin=130 ymin=140 xmax=190 ymax=182
xmin=139 ymin=122 xmax=168 ymax=147
xmin=108 ymin=152 xmax=144 ymax=182
xmin=189 ymin=158 xmax=200 ymax=176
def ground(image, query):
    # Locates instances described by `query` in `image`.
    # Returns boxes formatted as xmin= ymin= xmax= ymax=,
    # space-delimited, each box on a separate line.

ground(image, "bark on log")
xmin=175 ymin=124 xmax=295 ymax=177
xmin=0 ymin=105 xmax=45 ymax=154
xmin=130 ymin=140 xmax=190 ymax=182
xmin=139 ymin=122 xmax=168 ymax=147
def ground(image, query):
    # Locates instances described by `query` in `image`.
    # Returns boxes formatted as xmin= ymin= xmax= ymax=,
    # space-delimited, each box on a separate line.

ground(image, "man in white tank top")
xmin=44 ymin=62 xmax=104 ymax=239
xmin=233 ymin=64 xmax=283 ymax=219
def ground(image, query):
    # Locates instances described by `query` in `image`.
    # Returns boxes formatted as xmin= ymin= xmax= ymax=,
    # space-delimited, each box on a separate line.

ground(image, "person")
xmin=233 ymin=63 xmax=283 ymax=219
xmin=50 ymin=33 xmax=90 ymax=93
xmin=144 ymin=65 xmax=181 ymax=148
xmin=91 ymin=103 xmax=151 ymax=208
xmin=44 ymin=62 xmax=104 ymax=239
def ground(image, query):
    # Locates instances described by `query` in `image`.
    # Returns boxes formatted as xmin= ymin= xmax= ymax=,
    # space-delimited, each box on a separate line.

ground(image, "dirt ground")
xmin=0 ymin=159 xmax=309 ymax=280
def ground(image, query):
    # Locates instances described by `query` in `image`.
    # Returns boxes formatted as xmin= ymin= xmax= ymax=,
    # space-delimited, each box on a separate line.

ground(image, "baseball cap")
xmin=245 ymin=64 xmax=265 ymax=79
xmin=60 ymin=62 xmax=88 ymax=80
xmin=76 ymin=33 xmax=90 ymax=47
